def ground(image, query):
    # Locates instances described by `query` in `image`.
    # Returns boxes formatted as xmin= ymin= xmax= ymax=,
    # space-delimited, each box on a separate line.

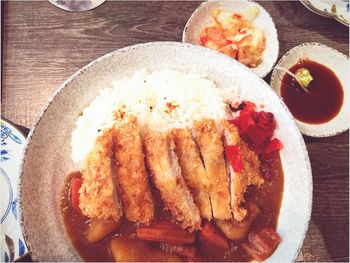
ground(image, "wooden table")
xmin=2 ymin=1 xmax=349 ymax=262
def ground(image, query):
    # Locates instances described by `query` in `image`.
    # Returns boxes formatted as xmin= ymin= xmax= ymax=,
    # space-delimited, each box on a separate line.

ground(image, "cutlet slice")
xmin=143 ymin=130 xmax=201 ymax=231
xmin=193 ymin=119 xmax=231 ymax=220
xmin=113 ymin=117 xmax=155 ymax=224
xmin=172 ymin=128 xmax=212 ymax=220
xmin=79 ymin=129 xmax=123 ymax=222
xmin=240 ymin=142 xmax=264 ymax=187
xmin=222 ymin=121 xmax=264 ymax=222
xmin=222 ymin=121 xmax=248 ymax=221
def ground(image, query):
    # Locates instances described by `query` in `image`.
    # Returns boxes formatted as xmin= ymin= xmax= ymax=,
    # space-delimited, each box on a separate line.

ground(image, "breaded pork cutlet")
xmin=113 ymin=117 xmax=155 ymax=224
xmin=222 ymin=121 xmax=248 ymax=221
xmin=79 ymin=129 xmax=123 ymax=222
xmin=193 ymin=119 xmax=231 ymax=220
xmin=143 ymin=130 xmax=201 ymax=231
xmin=222 ymin=121 xmax=264 ymax=221
xmin=240 ymin=142 xmax=264 ymax=187
xmin=172 ymin=128 xmax=212 ymax=220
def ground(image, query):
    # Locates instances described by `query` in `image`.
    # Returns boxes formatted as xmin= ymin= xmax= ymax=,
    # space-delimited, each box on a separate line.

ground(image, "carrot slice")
xmin=253 ymin=227 xmax=281 ymax=251
xmin=150 ymin=221 xmax=182 ymax=230
xmin=137 ymin=227 xmax=195 ymax=245
xmin=71 ymin=177 xmax=82 ymax=212
xmin=241 ymin=227 xmax=281 ymax=262
xmin=240 ymin=242 xmax=264 ymax=262
xmin=199 ymin=221 xmax=230 ymax=250
xmin=248 ymin=231 xmax=271 ymax=255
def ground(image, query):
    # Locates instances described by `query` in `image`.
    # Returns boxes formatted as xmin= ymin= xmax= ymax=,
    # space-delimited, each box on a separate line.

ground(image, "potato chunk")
xmin=216 ymin=202 xmax=260 ymax=240
xmin=86 ymin=218 xmax=121 ymax=243
xmin=110 ymin=236 xmax=182 ymax=262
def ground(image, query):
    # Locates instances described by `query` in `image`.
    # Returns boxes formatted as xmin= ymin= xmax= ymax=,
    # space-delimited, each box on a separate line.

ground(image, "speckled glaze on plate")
xmin=1 ymin=119 xmax=28 ymax=262
xmin=18 ymin=42 xmax=312 ymax=262
xmin=182 ymin=0 xmax=279 ymax=78
xmin=270 ymin=42 xmax=349 ymax=137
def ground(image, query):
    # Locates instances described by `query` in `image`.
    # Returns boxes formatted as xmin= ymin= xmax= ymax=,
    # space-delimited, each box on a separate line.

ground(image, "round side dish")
xmin=182 ymin=0 xmax=279 ymax=78
xmin=280 ymin=59 xmax=343 ymax=124
xmin=19 ymin=42 xmax=312 ymax=262
xmin=271 ymin=42 xmax=349 ymax=137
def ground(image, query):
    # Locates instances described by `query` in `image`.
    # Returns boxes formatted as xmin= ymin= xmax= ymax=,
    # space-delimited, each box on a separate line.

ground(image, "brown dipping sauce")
xmin=280 ymin=59 xmax=343 ymax=124
xmin=60 ymin=153 xmax=284 ymax=262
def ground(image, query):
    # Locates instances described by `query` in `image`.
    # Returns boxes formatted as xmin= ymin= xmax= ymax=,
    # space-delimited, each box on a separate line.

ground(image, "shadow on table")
xmin=15 ymin=253 xmax=32 ymax=262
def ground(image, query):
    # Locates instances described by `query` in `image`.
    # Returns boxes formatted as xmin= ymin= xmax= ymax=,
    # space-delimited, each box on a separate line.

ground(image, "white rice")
xmin=71 ymin=69 xmax=239 ymax=164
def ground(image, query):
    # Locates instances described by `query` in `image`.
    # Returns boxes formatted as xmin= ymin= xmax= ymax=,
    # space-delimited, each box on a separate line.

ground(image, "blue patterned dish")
xmin=1 ymin=119 xmax=28 ymax=262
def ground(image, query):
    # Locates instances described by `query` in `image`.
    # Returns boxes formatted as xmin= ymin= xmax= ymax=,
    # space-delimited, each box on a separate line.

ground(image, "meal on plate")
xmin=60 ymin=69 xmax=284 ymax=262
xmin=199 ymin=6 xmax=265 ymax=68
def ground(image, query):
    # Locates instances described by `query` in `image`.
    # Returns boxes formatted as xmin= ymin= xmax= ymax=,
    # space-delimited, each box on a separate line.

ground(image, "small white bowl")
xmin=270 ymin=42 xmax=349 ymax=137
xmin=182 ymin=0 xmax=279 ymax=78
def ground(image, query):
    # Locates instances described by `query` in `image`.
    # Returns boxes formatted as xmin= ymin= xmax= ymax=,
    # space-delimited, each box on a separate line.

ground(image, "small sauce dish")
xmin=270 ymin=42 xmax=349 ymax=137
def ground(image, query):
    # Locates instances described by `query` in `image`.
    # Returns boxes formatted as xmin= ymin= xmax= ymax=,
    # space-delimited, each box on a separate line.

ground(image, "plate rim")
xmin=1 ymin=169 xmax=13 ymax=224
xmin=18 ymin=41 xmax=312 ymax=262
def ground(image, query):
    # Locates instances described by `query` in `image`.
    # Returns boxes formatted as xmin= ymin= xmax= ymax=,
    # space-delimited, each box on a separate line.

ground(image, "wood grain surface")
xmin=2 ymin=1 xmax=349 ymax=262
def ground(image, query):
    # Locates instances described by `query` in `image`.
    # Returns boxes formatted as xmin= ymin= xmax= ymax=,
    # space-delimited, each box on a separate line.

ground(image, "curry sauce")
xmin=60 ymin=153 xmax=283 ymax=262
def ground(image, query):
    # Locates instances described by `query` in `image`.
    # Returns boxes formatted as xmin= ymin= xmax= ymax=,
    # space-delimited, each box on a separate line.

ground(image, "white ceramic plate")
xmin=1 ymin=119 xmax=28 ymax=262
xmin=300 ymin=0 xmax=350 ymax=26
xmin=19 ymin=42 xmax=312 ymax=262
xmin=270 ymin=42 xmax=349 ymax=137
xmin=182 ymin=0 xmax=279 ymax=78
xmin=49 ymin=0 xmax=105 ymax=11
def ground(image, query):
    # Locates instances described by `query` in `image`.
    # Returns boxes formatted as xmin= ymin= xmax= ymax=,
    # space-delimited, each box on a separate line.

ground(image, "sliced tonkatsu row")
xmin=193 ymin=119 xmax=232 ymax=220
xmin=222 ymin=120 xmax=264 ymax=222
xmin=172 ymin=128 xmax=212 ymax=220
xmin=79 ymin=117 xmax=264 ymax=228
xmin=79 ymin=128 xmax=123 ymax=222
xmin=143 ymin=130 xmax=201 ymax=231
xmin=113 ymin=116 xmax=155 ymax=224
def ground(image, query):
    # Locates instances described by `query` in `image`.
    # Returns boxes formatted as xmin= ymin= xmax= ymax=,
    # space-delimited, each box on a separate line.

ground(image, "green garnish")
xmin=295 ymin=67 xmax=313 ymax=89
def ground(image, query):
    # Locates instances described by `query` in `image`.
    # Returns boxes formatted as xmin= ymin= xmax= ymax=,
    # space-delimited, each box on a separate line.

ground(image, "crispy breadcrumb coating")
xmin=144 ymin=130 xmax=201 ymax=231
xmin=113 ymin=117 xmax=154 ymax=224
xmin=79 ymin=129 xmax=123 ymax=221
xmin=193 ymin=119 xmax=231 ymax=220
